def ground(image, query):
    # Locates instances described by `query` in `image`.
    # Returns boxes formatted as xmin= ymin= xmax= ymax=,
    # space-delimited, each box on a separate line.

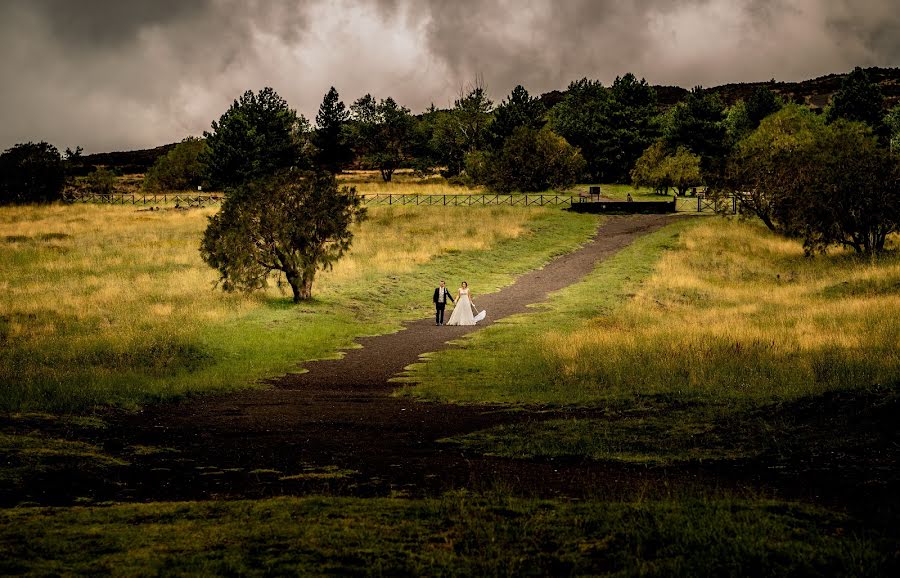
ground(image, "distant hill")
xmin=81 ymin=143 xmax=178 ymax=174
xmin=90 ymin=67 xmax=900 ymax=173
xmin=540 ymin=66 xmax=900 ymax=110
xmin=697 ymin=67 xmax=900 ymax=110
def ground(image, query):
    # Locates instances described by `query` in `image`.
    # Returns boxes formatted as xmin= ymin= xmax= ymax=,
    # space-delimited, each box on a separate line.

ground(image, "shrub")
xmin=84 ymin=167 xmax=117 ymax=195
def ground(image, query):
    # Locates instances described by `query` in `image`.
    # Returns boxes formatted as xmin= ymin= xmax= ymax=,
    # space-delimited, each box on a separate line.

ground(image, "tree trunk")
xmin=381 ymin=167 xmax=394 ymax=182
xmin=286 ymin=268 xmax=315 ymax=303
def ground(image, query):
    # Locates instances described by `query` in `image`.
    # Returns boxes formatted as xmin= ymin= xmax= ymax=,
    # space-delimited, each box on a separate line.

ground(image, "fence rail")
xmin=360 ymin=193 xmax=579 ymax=207
xmin=65 ymin=191 xmax=224 ymax=206
xmin=65 ymin=190 xmax=740 ymax=213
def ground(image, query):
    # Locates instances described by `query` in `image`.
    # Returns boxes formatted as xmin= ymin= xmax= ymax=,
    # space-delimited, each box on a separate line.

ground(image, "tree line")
xmin=2 ymin=67 xmax=899 ymax=301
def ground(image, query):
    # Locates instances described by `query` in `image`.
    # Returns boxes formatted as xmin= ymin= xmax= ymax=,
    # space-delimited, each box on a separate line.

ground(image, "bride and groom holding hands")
xmin=433 ymin=280 xmax=485 ymax=326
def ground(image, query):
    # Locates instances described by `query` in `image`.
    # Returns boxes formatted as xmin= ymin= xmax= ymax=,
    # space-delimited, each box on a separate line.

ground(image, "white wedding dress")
xmin=446 ymin=288 xmax=476 ymax=326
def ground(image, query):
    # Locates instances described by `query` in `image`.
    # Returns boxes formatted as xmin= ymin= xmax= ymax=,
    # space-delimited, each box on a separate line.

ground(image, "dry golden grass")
xmin=542 ymin=219 xmax=900 ymax=401
xmin=1 ymin=202 xmax=588 ymax=411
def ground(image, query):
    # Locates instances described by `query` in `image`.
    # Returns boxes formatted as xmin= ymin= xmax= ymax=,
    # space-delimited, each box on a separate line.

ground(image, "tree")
xmin=428 ymin=82 xmax=494 ymax=177
xmin=605 ymin=74 xmax=659 ymax=182
xmin=348 ymin=95 xmax=416 ymax=182
xmin=200 ymin=171 xmax=367 ymax=302
xmin=663 ymin=87 xmax=728 ymax=182
xmin=791 ymin=122 xmax=900 ymax=255
xmin=0 ymin=141 xmax=65 ymax=204
xmin=201 ymin=87 xmax=310 ymax=189
xmin=660 ymin=147 xmax=702 ymax=196
xmin=549 ymin=74 xmax=658 ymax=183
xmin=826 ymin=67 xmax=886 ymax=139
xmin=725 ymin=86 xmax=783 ymax=144
xmin=630 ymin=141 xmax=671 ymax=194
xmin=727 ymin=105 xmax=900 ymax=254
xmin=630 ymin=141 xmax=700 ymax=196
xmin=745 ymin=86 xmax=783 ymax=128
xmin=490 ymin=85 xmax=546 ymax=147
xmin=313 ymin=86 xmax=352 ymax=173
xmin=144 ymin=137 xmax=208 ymax=191
xmin=725 ymin=105 xmax=823 ymax=232
xmin=549 ymin=78 xmax=611 ymax=181
xmin=469 ymin=127 xmax=585 ymax=193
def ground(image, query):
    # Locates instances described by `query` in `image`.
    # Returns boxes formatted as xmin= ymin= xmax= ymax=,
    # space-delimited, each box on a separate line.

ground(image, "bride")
xmin=446 ymin=281 xmax=478 ymax=326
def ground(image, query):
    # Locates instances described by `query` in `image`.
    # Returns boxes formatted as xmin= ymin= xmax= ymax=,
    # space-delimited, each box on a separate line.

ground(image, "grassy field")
xmin=398 ymin=218 xmax=900 ymax=468
xmin=1 ymin=494 xmax=893 ymax=576
xmin=0 ymin=203 xmax=597 ymax=412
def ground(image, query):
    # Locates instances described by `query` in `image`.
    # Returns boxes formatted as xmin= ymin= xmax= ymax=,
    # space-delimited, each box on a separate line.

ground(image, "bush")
xmin=144 ymin=137 xmax=208 ymax=192
xmin=0 ymin=141 xmax=65 ymax=204
xmin=84 ymin=167 xmax=117 ymax=195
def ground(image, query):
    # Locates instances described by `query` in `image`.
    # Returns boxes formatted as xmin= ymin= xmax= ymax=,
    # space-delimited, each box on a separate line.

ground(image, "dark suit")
xmin=433 ymin=287 xmax=454 ymax=325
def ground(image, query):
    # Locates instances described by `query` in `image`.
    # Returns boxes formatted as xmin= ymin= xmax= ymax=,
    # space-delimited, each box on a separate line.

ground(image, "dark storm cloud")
xmin=403 ymin=0 xmax=900 ymax=96
xmin=0 ymin=0 xmax=898 ymax=152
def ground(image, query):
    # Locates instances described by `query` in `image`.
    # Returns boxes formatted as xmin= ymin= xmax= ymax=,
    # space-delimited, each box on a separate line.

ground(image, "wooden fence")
xmin=65 ymin=190 xmax=740 ymax=213
xmin=65 ymin=191 xmax=224 ymax=206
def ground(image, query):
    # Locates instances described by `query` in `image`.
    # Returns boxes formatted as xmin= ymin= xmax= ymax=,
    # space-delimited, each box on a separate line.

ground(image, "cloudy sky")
xmin=1 ymin=0 xmax=898 ymax=153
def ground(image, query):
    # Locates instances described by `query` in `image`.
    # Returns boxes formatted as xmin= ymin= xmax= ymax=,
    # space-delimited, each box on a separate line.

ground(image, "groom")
xmin=433 ymin=280 xmax=454 ymax=326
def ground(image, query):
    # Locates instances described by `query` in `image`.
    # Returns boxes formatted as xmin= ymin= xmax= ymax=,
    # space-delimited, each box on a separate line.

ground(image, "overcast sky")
xmin=1 ymin=0 xmax=898 ymax=153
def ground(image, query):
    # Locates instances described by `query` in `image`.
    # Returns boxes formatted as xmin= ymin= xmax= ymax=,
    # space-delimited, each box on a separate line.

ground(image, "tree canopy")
xmin=727 ymin=104 xmax=900 ymax=254
xmin=144 ymin=137 xmax=208 ymax=192
xmin=549 ymin=74 xmax=658 ymax=183
xmin=826 ymin=66 xmax=886 ymax=140
xmin=468 ymin=126 xmax=585 ymax=193
xmin=348 ymin=95 xmax=416 ymax=182
xmin=200 ymin=171 xmax=367 ymax=302
xmin=490 ymin=85 xmax=546 ymax=147
xmin=201 ymin=87 xmax=310 ymax=189
xmin=663 ymin=87 xmax=728 ymax=182
xmin=0 ymin=141 xmax=65 ymax=204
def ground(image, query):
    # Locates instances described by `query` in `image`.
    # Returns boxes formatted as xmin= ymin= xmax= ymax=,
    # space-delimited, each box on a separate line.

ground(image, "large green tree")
xmin=727 ymin=105 xmax=900 ymax=254
xmin=144 ymin=137 xmax=208 ymax=192
xmin=726 ymin=105 xmax=823 ymax=232
xmin=200 ymin=171 xmax=366 ymax=302
xmin=201 ymin=87 xmax=310 ymax=189
xmin=549 ymin=78 xmax=610 ymax=181
xmin=313 ymin=86 xmax=352 ymax=173
xmin=792 ymin=122 xmax=900 ymax=255
xmin=549 ymin=74 xmax=658 ymax=183
xmin=348 ymin=95 xmax=416 ymax=182
xmin=0 ymin=141 xmax=65 ymax=204
xmin=429 ymin=84 xmax=494 ymax=177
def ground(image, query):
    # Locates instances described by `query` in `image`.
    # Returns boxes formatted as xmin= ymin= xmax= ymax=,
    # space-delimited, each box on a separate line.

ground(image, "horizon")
xmin=2 ymin=0 xmax=899 ymax=153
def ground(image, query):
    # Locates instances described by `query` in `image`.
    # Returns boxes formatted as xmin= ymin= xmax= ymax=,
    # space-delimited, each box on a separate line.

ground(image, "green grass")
xmin=395 ymin=217 xmax=699 ymax=406
xmin=0 ymin=495 xmax=892 ymax=576
xmin=397 ymin=218 xmax=900 ymax=473
xmin=0 ymin=204 xmax=597 ymax=412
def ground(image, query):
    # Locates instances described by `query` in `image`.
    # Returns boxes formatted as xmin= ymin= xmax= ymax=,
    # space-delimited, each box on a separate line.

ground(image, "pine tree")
xmin=313 ymin=87 xmax=352 ymax=173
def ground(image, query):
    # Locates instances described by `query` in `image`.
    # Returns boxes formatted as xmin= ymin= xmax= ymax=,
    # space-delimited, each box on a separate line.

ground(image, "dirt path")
xmin=16 ymin=215 xmax=727 ymax=505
